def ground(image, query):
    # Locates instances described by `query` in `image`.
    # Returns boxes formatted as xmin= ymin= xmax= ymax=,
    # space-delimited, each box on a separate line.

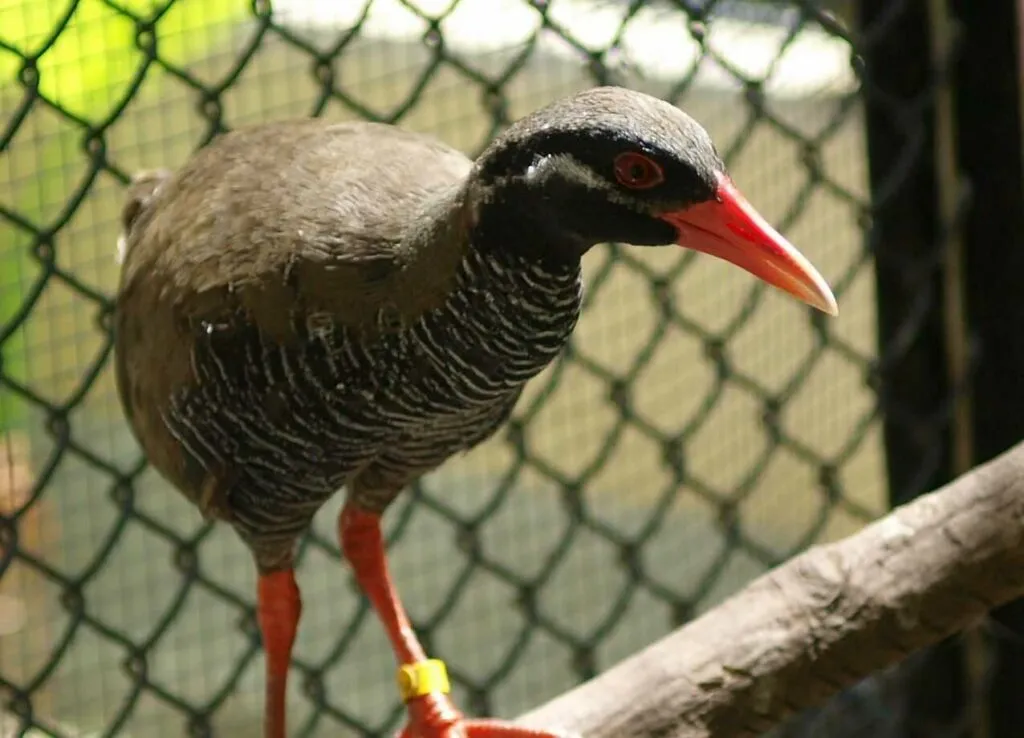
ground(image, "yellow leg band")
xmin=397 ymin=659 xmax=450 ymax=702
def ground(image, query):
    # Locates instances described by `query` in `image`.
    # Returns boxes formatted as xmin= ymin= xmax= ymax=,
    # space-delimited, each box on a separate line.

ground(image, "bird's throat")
xmin=470 ymin=181 xmax=593 ymax=269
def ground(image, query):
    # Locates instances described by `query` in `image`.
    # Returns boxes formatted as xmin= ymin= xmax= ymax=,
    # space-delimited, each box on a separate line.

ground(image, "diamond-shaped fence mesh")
xmin=0 ymin=0 xmax=979 ymax=736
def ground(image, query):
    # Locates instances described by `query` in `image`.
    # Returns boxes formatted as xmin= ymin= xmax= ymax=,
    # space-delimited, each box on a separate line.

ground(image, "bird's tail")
xmin=116 ymin=169 xmax=171 ymax=265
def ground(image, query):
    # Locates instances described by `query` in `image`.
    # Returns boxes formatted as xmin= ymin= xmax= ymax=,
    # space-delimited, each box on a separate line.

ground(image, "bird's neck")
xmin=399 ymin=182 xmax=584 ymax=294
xmin=467 ymin=181 xmax=590 ymax=271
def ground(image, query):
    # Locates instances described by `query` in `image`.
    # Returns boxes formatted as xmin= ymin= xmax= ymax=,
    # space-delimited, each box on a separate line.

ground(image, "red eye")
xmin=613 ymin=152 xmax=664 ymax=189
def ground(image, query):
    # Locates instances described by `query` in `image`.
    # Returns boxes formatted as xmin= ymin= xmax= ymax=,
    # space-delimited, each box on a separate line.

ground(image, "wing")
xmin=113 ymin=120 xmax=473 ymax=508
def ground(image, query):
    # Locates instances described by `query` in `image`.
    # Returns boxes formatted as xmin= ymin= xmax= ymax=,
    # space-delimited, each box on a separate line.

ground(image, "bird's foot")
xmin=397 ymin=695 xmax=574 ymax=738
xmin=395 ymin=661 xmax=575 ymax=738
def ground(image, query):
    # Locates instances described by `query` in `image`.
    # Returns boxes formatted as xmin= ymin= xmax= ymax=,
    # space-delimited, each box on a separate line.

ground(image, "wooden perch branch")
xmin=515 ymin=440 xmax=1024 ymax=738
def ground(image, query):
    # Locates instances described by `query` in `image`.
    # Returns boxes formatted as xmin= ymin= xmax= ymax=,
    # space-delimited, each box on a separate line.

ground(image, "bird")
xmin=112 ymin=86 xmax=837 ymax=738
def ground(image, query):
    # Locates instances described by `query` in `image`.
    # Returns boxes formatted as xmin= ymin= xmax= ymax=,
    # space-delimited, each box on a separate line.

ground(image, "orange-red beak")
xmin=659 ymin=173 xmax=838 ymax=316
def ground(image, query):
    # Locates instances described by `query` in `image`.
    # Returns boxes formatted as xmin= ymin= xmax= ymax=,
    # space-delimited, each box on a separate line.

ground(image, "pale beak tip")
xmin=810 ymin=287 xmax=840 ymax=317
xmin=795 ymin=259 xmax=839 ymax=317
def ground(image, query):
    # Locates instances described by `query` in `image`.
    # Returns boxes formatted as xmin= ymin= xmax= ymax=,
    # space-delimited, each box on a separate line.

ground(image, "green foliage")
xmin=0 ymin=0 xmax=248 ymax=119
xmin=0 ymin=0 xmax=249 ymax=431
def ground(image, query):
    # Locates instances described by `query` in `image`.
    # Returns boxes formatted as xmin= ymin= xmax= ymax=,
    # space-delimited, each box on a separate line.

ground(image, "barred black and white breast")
xmin=159 ymin=242 xmax=582 ymax=551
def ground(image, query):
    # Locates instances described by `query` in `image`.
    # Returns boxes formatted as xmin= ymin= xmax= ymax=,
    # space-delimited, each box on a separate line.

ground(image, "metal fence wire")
xmin=0 ymin=0 xmax=965 ymax=736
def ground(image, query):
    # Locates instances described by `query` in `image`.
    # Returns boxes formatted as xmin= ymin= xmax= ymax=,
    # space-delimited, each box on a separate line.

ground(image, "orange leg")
xmin=257 ymin=568 xmax=302 ymax=738
xmin=339 ymin=503 xmax=574 ymax=738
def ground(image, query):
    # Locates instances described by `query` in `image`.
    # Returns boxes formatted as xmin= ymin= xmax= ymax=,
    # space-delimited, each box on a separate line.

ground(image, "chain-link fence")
xmin=0 ymin=0 xmax=978 ymax=736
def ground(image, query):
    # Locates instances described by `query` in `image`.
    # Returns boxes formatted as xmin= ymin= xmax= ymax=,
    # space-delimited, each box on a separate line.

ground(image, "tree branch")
xmin=516 ymin=440 xmax=1024 ymax=738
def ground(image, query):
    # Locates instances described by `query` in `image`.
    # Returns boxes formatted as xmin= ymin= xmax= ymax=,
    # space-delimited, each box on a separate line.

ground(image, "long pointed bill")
xmin=659 ymin=173 xmax=839 ymax=316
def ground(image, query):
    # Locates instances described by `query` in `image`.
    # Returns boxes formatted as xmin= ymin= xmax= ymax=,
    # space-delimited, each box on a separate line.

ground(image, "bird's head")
xmin=471 ymin=86 xmax=837 ymax=316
